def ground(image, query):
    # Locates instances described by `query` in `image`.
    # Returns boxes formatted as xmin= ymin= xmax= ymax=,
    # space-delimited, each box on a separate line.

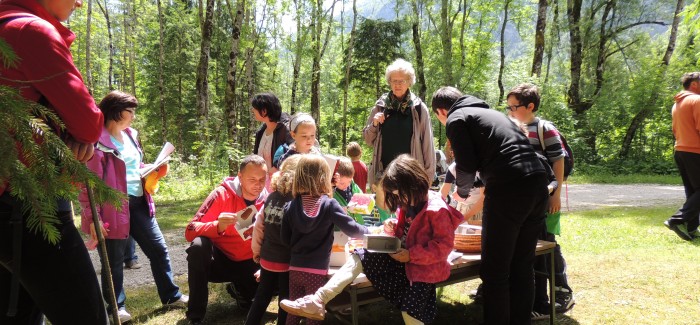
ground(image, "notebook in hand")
xmin=363 ymin=234 xmax=401 ymax=253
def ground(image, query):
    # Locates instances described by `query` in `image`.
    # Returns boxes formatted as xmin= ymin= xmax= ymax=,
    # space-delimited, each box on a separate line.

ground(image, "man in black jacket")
xmin=432 ymin=86 xmax=549 ymax=325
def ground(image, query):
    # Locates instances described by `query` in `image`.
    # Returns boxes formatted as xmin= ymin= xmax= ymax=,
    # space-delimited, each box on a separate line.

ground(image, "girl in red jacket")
xmin=281 ymin=154 xmax=463 ymax=324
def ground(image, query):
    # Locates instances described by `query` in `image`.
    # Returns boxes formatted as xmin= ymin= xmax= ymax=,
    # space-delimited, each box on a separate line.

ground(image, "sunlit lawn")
xmin=118 ymin=203 xmax=700 ymax=324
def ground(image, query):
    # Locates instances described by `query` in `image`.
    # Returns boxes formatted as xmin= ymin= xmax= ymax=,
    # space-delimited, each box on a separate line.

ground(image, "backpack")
xmin=537 ymin=119 xmax=574 ymax=180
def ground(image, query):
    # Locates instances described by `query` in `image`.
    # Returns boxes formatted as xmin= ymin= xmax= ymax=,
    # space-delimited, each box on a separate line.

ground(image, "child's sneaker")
xmin=554 ymin=287 xmax=575 ymax=313
xmin=280 ymin=295 xmax=326 ymax=320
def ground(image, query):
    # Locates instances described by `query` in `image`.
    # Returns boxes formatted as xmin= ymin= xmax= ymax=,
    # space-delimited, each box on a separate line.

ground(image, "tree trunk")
xmin=95 ymin=0 xmax=113 ymax=90
xmin=342 ymin=0 xmax=357 ymax=149
xmin=290 ymin=0 xmax=304 ymax=115
xmin=458 ymin=0 xmax=471 ymax=69
xmin=566 ymin=0 xmax=584 ymax=114
xmin=411 ymin=0 xmax=427 ymax=101
xmin=544 ymin=0 xmax=558 ymax=84
xmin=439 ymin=0 xmax=453 ymax=85
xmin=85 ymin=0 xmax=92 ymax=93
xmin=619 ymin=0 xmax=684 ymax=158
xmin=244 ymin=46 xmax=255 ymax=154
xmin=156 ymin=0 xmax=167 ymax=143
xmin=531 ymin=0 xmax=547 ymax=77
xmin=224 ymin=0 xmax=245 ymax=175
xmin=310 ymin=0 xmax=337 ymax=129
xmin=195 ymin=0 xmax=215 ymax=131
xmin=128 ymin=0 xmax=136 ymax=95
xmin=497 ymin=0 xmax=510 ymax=105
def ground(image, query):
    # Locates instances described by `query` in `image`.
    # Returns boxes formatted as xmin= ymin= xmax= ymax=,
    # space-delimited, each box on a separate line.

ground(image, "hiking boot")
xmin=531 ymin=310 xmax=550 ymax=321
xmin=166 ymin=294 xmax=189 ymax=308
xmin=279 ymin=295 xmax=326 ymax=321
xmin=664 ymin=220 xmax=693 ymax=241
xmin=117 ymin=308 xmax=132 ymax=323
xmin=124 ymin=260 xmax=142 ymax=269
xmin=554 ymin=287 xmax=575 ymax=313
xmin=226 ymin=283 xmax=252 ymax=309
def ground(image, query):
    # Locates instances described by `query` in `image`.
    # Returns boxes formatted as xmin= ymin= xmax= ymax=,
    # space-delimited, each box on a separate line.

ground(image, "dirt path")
xmin=88 ymin=183 xmax=684 ymax=288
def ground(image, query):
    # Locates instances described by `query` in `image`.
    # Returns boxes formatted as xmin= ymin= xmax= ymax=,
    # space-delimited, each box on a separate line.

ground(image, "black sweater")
xmin=445 ymin=95 xmax=546 ymax=197
xmin=281 ymin=195 xmax=368 ymax=271
xmin=259 ymin=191 xmax=294 ymax=264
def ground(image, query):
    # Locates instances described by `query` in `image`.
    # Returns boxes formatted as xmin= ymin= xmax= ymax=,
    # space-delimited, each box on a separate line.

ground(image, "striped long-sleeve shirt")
xmin=526 ymin=118 xmax=566 ymax=164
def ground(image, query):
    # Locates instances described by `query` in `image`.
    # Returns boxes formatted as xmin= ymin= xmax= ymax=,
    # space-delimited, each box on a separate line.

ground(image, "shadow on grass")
xmin=131 ymin=305 xmax=188 ymax=324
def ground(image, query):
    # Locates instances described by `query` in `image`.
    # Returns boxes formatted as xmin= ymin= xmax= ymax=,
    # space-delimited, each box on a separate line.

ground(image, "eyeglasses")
xmin=389 ymin=79 xmax=408 ymax=85
xmin=505 ymin=104 xmax=526 ymax=112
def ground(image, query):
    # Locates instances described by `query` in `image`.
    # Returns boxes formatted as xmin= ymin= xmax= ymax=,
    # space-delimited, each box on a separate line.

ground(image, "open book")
xmin=139 ymin=142 xmax=175 ymax=178
xmin=234 ymin=205 xmax=258 ymax=240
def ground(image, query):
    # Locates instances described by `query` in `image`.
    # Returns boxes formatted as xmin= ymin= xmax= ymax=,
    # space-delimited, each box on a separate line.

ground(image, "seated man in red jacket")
xmin=184 ymin=155 xmax=269 ymax=325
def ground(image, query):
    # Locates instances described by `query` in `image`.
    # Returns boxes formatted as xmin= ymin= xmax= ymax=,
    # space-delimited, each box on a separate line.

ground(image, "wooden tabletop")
xmin=328 ymin=240 xmax=556 ymax=289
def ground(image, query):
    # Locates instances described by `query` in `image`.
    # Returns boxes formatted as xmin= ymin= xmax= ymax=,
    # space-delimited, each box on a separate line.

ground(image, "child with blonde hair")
xmin=281 ymin=155 xmax=463 ymax=324
xmin=280 ymin=155 xmax=368 ymax=325
xmin=246 ymin=155 xmax=302 ymax=325
xmin=274 ymin=112 xmax=320 ymax=168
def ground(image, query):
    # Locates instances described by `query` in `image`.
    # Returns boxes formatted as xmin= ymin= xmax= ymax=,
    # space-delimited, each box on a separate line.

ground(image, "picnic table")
xmin=326 ymin=240 xmax=557 ymax=325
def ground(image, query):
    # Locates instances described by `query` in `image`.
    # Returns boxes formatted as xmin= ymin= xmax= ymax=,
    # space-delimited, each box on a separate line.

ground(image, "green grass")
xmin=566 ymin=174 xmax=681 ymax=185
xmin=118 ymin=204 xmax=700 ymax=325
xmin=153 ymin=197 xmax=207 ymax=232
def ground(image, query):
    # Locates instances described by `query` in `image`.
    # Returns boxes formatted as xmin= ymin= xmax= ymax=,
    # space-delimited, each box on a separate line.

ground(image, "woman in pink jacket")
xmin=79 ymin=91 xmax=187 ymax=323
xmin=280 ymin=154 xmax=463 ymax=324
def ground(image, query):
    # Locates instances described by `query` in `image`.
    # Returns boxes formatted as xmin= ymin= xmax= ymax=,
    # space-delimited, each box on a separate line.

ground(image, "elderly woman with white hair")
xmin=363 ymin=59 xmax=436 ymax=188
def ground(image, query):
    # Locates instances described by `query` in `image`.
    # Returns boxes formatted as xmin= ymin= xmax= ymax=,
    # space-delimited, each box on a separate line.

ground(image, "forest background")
xmin=61 ymin=0 xmax=700 ymax=194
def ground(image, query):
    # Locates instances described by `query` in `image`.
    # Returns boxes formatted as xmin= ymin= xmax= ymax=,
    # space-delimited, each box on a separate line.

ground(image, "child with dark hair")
xmin=280 ymin=155 xmax=368 ymax=325
xmin=506 ymin=83 xmax=575 ymax=317
xmin=281 ymin=154 xmax=462 ymax=324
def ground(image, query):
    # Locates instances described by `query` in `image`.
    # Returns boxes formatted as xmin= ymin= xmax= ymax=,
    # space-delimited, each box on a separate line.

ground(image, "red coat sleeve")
xmin=185 ymin=187 xmax=225 ymax=242
xmin=14 ymin=19 xmax=103 ymax=143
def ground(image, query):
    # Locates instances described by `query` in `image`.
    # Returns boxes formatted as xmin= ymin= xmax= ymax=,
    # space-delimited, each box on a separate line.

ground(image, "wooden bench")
xmin=326 ymin=240 xmax=557 ymax=325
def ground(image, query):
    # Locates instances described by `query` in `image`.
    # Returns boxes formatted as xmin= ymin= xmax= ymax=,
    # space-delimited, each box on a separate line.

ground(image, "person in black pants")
xmin=433 ymin=86 xmax=549 ymax=325
xmin=665 ymin=72 xmax=700 ymax=241
xmin=1 ymin=0 xmax=108 ymax=323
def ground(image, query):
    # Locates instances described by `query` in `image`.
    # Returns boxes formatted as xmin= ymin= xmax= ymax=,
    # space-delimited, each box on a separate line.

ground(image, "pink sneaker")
xmin=279 ymin=295 xmax=326 ymax=320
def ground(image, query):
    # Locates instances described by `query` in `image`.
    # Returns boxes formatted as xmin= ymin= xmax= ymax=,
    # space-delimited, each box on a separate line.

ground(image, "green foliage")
xmin=0 ymin=86 xmax=124 ymax=244
xmin=346 ymin=18 xmax=405 ymax=96
xmin=0 ymin=38 xmax=17 ymax=68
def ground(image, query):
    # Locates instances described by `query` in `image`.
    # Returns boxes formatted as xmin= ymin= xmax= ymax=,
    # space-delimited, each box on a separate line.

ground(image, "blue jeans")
xmin=129 ymin=195 xmax=182 ymax=304
xmin=124 ymin=236 xmax=138 ymax=263
xmin=98 ymin=238 xmax=128 ymax=312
